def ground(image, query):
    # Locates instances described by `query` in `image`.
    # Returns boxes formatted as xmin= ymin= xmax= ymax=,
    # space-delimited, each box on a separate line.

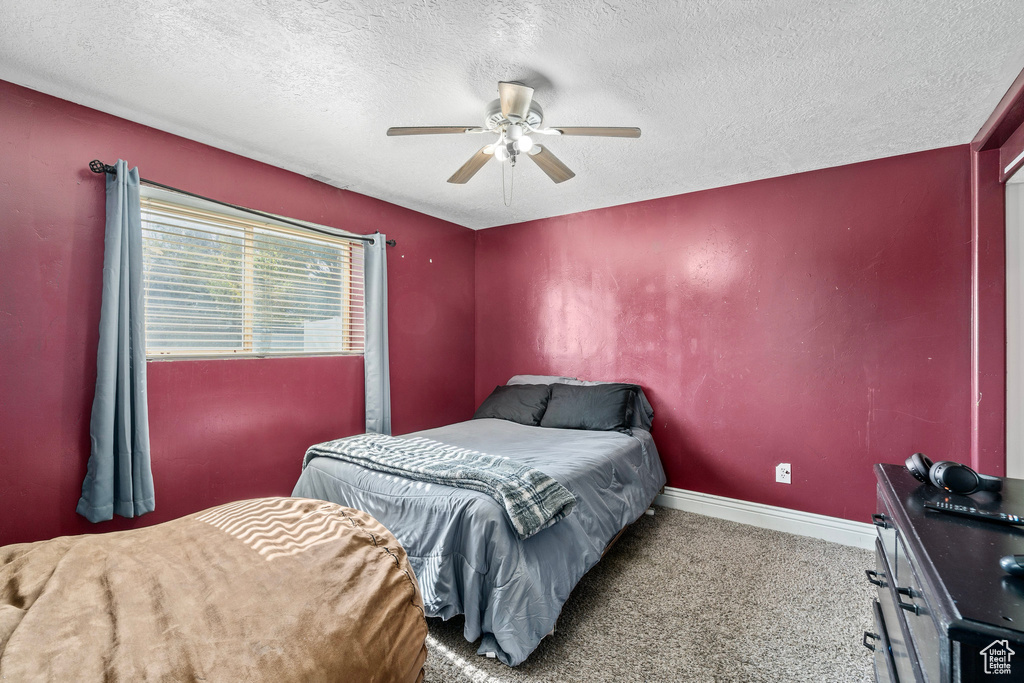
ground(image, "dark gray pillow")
xmin=539 ymin=383 xmax=637 ymax=433
xmin=473 ymin=384 xmax=552 ymax=426
xmin=561 ymin=378 xmax=654 ymax=431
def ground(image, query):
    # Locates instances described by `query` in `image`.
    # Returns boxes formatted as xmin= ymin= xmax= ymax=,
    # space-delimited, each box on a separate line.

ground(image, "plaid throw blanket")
xmin=303 ymin=434 xmax=577 ymax=539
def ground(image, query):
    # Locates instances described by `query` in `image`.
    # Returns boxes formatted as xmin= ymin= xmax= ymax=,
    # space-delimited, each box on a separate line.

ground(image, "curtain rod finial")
xmin=386 ymin=239 xmax=397 ymax=247
xmin=89 ymin=160 xmax=117 ymax=174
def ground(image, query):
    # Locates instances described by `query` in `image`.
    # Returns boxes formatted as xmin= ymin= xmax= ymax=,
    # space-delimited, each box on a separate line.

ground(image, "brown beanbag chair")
xmin=0 ymin=497 xmax=427 ymax=682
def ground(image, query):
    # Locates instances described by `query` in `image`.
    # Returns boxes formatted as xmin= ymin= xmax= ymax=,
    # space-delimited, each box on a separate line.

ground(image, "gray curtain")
xmin=364 ymin=233 xmax=392 ymax=435
xmin=77 ymin=160 xmax=155 ymax=522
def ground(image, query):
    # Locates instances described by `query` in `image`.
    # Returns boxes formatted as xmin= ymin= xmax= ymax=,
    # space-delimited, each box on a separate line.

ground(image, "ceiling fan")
xmin=386 ymin=81 xmax=641 ymax=185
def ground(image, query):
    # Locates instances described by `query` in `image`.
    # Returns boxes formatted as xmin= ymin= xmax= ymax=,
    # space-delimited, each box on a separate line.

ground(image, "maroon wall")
xmin=0 ymin=75 xmax=982 ymax=540
xmin=475 ymin=146 xmax=973 ymax=523
xmin=0 ymin=80 xmax=475 ymax=546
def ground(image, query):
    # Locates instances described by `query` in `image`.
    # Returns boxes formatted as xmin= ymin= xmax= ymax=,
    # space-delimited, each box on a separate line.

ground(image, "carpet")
xmin=423 ymin=506 xmax=874 ymax=682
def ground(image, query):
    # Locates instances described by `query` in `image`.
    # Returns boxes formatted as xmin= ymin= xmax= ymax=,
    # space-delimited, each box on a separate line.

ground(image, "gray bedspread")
xmin=302 ymin=434 xmax=577 ymax=539
xmin=291 ymin=418 xmax=666 ymax=666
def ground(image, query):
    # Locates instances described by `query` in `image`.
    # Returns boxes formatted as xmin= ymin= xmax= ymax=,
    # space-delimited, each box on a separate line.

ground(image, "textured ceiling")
xmin=2 ymin=1 xmax=1024 ymax=229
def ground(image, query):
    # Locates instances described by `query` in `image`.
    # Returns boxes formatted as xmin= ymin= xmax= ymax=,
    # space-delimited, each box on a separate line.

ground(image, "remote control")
xmin=923 ymin=501 xmax=1024 ymax=526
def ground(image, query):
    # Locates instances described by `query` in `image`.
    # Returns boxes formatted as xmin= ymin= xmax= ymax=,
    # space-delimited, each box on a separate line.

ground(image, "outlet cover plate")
xmin=776 ymin=463 xmax=792 ymax=484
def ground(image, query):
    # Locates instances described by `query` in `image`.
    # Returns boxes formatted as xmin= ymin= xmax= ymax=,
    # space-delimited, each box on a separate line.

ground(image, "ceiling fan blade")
xmin=387 ymin=126 xmax=482 ymax=136
xmin=550 ymin=126 xmax=641 ymax=138
xmin=498 ymin=81 xmax=534 ymax=121
xmin=447 ymin=146 xmax=494 ymax=184
xmin=527 ymin=146 xmax=575 ymax=184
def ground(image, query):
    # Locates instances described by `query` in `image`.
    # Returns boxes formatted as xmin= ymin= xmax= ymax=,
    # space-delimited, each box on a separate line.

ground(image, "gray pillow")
xmin=560 ymin=378 xmax=654 ymax=431
xmin=539 ymin=383 xmax=637 ymax=433
xmin=505 ymin=374 xmax=655 ymax=431
xmin=473 ymin=384 xmax=552 ymax=426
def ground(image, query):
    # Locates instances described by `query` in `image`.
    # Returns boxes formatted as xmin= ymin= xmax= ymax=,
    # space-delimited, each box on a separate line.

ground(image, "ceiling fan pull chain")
xmin=501 ymin=158 xmax=505 ymax=204
xmin=502 ymin=156 xmax=514 ymax=207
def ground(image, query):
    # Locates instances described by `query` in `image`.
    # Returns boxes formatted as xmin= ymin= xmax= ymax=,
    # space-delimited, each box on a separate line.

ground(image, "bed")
xmin=292 ymin=377 xmax=667 ymax=666
xmin=0 ymin=497 xmax=428 ymax=682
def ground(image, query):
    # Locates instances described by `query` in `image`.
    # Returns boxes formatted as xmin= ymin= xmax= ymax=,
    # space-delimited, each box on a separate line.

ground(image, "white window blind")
xmin=140 ymin=192 xmax=364 ymax=358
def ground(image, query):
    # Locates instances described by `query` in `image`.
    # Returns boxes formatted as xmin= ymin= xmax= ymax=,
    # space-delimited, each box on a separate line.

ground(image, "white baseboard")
xmin=654 ymin=486 xmax=876 ymax=550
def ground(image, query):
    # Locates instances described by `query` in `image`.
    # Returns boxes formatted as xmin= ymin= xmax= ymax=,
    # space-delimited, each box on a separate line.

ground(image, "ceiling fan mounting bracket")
xmin=484 ymin=99 xmax=544 ymax=131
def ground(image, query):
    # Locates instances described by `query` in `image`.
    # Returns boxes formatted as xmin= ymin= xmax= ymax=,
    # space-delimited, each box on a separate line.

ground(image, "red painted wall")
xmin=0 ymin=76 xmax=982 ymax=539
xmin=0 ymin=80 xmax=475 ymax=546
xmin=475 ymin=146 xmax=973 ymax=523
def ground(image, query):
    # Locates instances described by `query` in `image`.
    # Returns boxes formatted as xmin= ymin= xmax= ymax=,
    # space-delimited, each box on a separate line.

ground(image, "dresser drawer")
xmin=868 ymin=598 xmax=900 ymax=683
xmin=873 ymin=539 xmax=920 ymax=682
xmin=874 ymin=487 xmax=899 ymax=563
xmin=894 ymin=534 xmax=945 ymax=683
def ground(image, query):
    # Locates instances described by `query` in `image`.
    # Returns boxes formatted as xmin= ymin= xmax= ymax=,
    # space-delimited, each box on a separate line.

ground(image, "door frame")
xmin=971 ymin=67 xmax=1024 ymax=476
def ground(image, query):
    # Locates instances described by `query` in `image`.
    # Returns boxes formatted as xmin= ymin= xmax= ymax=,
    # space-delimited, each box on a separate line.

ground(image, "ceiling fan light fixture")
xmin=389 ymin=80 xmax=639 ymax=187
xmin=513 ymin=136 xmax=533 ymax=153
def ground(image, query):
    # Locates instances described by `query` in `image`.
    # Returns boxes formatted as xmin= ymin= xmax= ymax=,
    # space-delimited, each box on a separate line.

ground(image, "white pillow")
xmin=507 ymin=374 xmax=577 ymax=385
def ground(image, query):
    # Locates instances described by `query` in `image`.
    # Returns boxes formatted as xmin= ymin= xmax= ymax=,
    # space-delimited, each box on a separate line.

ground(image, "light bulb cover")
xmin=513 ymin=136 xmax=534 ymax=153
xmin=494 ymin=144 xmax=510 ymax=161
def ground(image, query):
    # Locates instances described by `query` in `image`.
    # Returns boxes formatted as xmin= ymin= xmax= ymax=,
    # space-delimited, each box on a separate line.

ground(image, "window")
xmin=140 ymin=188 xmax=364 ymax=358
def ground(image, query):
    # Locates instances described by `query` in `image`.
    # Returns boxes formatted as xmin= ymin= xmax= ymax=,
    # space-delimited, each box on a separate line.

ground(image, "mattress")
xmin=0 ymin=497 xmax=427 ymax=683
xmin=292 ymin=418 xmax=667 ymax=665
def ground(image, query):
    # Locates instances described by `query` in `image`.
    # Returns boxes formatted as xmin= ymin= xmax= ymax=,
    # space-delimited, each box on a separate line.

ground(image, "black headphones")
xmin=905 ymin=452 xmax=1002 ymax=495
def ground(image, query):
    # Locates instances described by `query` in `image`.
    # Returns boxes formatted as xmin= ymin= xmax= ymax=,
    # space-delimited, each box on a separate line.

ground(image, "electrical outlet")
xmin=775 ymin=463 xmax=791 ymax=484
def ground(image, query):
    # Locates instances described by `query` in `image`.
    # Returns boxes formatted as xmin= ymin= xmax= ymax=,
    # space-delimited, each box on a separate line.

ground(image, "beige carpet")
xmin=423 ymin=506 xmax=874 ymax=682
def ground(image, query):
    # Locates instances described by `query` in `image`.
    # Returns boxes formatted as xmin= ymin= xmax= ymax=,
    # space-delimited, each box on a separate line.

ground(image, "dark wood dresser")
xmin=867 ymin=464 xmax=1024 ymax=682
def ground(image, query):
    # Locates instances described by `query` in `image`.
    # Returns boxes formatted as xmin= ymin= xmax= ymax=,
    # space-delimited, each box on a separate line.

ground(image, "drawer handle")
xmin=862 ymin=631 xmax=879 ymax=651
xmin=865 ymin=569 xmax=886 ymax=587
xmin=897 ymin=592 xmax=921 ymax=615
xmin=871 ymin=513 xmax=891 ymax=529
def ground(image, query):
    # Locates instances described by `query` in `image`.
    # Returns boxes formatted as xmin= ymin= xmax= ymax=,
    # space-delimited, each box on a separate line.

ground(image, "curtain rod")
xmin=88 ymin=160 xmax=396 ymax=247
